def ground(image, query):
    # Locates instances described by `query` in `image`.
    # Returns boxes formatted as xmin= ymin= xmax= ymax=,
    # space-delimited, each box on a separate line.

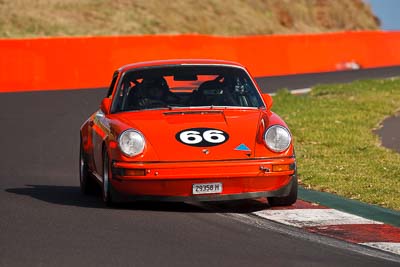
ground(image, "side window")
xmin=106 ymin=71 xmax=119 ymax=97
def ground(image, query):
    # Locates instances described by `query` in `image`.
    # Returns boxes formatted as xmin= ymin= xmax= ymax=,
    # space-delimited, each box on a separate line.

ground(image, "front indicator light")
xmin=272 ymin=164 xmax=291 ymax=172
xmin=125 ymin=169 xmax=146 ymax=176
xmin=113 ymin=168 xmax=146 ymax=176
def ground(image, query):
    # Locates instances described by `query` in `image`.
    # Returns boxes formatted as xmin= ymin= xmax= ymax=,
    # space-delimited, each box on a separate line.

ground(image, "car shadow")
xmin=6 ymin=184 xmax=270 ymax=213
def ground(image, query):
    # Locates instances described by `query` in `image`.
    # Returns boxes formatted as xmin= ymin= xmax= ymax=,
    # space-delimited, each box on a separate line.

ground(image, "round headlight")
xmin=264 ymin=125 xmax=291 ymax=152
xmin=118 ymin=129 xmax=145 ymax=157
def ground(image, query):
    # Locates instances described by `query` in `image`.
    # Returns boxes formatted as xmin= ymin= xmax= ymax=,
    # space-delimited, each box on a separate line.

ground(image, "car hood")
xmin=112 ymin=108 xmax=264 ymax=161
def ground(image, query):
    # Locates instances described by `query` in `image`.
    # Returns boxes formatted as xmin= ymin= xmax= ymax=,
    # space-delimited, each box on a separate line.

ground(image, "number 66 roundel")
xmin=176 ymin=128 xmax=229 ymax=147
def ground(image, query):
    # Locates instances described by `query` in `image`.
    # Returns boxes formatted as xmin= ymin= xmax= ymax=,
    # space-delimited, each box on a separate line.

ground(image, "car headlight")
xmin=264 ymin=125 xmax=291 ymax=152
xmin=118 ymin=129 xmax=145 ymax=157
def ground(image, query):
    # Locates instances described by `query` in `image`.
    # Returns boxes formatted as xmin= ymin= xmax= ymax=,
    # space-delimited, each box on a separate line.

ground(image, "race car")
xmin=79 ymin=59 xmax=297 ymax=206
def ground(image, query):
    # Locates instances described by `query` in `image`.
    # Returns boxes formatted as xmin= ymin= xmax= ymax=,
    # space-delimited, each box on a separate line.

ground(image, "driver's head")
xmin=147 ymin=84 xmax=164 ymax=99
xmin=142 ymin=78 xmax=166 ymax=100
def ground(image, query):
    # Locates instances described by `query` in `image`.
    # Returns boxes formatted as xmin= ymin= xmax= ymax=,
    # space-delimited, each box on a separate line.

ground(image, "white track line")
xmin=269 ymin=87 xmax=311 ymax=96
xmin=253 ymin=209 xmax=382 ymax=227
xmin=291 ymin=88 xmax=312 ymax=95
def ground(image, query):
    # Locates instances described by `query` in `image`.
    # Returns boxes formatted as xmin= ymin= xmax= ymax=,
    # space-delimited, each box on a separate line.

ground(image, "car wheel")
xmin=79 ymin=140 xmax=95 ymax=194
xmin=267 ymin=174 xmax=298 ymax=207
xmin=102 ymin=150 xmax=115 ymax=206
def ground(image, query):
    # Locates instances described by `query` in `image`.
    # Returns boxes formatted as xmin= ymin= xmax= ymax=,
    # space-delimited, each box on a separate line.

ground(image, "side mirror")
xmin=100 ymin=98 xmax=112 ymax=114
xmin=262 ymin=93 xmax=273 ymax=109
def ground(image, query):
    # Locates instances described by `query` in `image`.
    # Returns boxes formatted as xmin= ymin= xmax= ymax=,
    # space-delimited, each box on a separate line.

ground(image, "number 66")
xmin=179 ymin=130 xmax=226 ymax=144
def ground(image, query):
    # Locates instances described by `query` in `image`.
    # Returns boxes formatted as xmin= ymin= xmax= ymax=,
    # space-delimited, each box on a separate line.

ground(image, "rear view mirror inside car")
xmin=174 ymin=73 xmax=198 ymax=81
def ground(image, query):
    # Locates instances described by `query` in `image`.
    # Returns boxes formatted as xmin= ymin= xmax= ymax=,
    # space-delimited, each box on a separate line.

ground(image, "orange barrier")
xmin=1 ymin=31 xmax=400 ymax=92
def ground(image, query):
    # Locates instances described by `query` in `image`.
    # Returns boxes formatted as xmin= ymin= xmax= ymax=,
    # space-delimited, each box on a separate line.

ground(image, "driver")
xmin=137 ymin=81 xmax=166 ymax=108
xmin=137 ymin=77 xmax=181 ymax=108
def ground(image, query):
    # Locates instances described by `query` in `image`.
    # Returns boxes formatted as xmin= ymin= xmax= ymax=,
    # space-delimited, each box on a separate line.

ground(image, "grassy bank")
xmin=273 ymin=78 xmax=400 ymax=210
xmin=0 ymin=0 xmax=378 ymax=38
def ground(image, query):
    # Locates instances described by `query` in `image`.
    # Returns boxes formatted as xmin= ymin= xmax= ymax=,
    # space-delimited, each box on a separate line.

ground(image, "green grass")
xmin=272 ymin=78 xmax=400 ymax=211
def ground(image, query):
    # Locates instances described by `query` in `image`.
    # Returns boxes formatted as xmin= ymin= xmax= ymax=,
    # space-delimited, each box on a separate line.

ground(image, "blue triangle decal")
xmin=235 ymin=144 xmax=251 ymax=151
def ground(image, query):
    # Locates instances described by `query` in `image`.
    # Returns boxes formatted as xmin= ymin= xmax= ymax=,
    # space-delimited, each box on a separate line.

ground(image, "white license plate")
xmin=192 ymin=183 xmax=223 ymax=195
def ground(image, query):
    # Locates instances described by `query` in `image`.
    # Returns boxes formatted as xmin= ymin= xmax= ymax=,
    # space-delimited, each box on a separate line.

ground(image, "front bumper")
xmin=110 ymin=157 xmax=296 ymax=201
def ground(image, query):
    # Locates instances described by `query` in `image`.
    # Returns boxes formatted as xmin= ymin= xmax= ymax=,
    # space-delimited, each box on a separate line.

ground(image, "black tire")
xmin=79 ymin=140 xmax=96 ymax=194
xmin=267 ymin=174 xmax=298 ymax=207
xmin=102 ymin=150 xmax=115 ymax=206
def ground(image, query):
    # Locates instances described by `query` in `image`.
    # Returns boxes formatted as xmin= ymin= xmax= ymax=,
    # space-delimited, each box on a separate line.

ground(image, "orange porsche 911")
xmin=80 ymin=59 xmax=297 ymax=206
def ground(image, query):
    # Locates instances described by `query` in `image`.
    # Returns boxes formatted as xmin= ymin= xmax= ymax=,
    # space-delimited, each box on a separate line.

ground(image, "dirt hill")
xmin=0 ymin=0 xmax=380 ymax=38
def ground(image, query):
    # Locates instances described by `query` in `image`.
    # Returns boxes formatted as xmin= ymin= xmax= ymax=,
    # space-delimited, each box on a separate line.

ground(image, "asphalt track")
xmin=257 ymin=65 xmax=400 ymax=92
xmin=1 ymin=67 xmax=400 ymax=266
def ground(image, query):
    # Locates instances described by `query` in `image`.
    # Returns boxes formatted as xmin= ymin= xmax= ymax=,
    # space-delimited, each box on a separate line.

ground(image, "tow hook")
xmin=259 ymin=166 xmax=270 ymax=172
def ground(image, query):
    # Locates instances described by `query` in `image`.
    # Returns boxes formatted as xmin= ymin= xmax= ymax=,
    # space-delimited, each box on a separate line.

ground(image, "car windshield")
xmin=111 ymin=65 xmax=264 ymax=112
